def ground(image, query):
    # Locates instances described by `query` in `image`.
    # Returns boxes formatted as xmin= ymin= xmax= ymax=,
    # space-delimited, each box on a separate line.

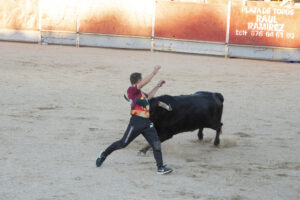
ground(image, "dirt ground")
xmin=0 ymin=41 xmax=299 ymax=200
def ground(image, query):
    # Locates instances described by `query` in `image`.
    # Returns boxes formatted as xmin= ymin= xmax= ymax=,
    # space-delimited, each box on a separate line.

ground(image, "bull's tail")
xmin=213 ymin=93 xmax=224 ymax=106
xmin=215 ymin=93 xmax=224 ymax=103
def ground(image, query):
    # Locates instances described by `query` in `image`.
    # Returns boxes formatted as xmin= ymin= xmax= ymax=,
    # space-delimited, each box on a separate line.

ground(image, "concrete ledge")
xmin=1 ymin=29 xmax=299 ymax=61
xmin=79 ymin=33 xmax=151 ymax=50
xmin=228 ymin=45 xmax=300 ymax=61
xmin=0 ymin=29 xmax=39 ymax=43
xmin=41 ymin=31 xmax=77 ymax=46
xmin=153 ymin=38 xmax=225 ymax=56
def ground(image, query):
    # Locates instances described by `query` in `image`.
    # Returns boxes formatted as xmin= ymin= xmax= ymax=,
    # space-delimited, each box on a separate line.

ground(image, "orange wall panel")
xmin=155 ymin=1 xmax=227 ymax=42
xmin=0 ymin=0 xmax=39 ymax=30
xmin=40 ymin=0 xmax=77 ymax=32
xmin=229 ymin=5 xmax=300 ymax=48
xmin=208 ymin=0 xmax=229 ymax=4
xmin=79 ymin=0 xmax=153 ymax=37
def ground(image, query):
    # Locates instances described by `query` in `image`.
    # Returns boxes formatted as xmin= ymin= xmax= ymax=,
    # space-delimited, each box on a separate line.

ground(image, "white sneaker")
xmin=157 ymin=165 xmax=173 ymax=175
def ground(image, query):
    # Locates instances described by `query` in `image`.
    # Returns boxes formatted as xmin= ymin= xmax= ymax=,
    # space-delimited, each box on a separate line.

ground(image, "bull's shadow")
xmin=125 ymin=91 xmax=224 ymax=155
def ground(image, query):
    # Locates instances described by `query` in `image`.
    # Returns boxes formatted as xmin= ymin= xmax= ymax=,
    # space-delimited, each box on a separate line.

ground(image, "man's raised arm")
xmin=136 ymin=65 xmax=161 ymax=90
xmin=147 ymin=80 xmax=165 ymax=100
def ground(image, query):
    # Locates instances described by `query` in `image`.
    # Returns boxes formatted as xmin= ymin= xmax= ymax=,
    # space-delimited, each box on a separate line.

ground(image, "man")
xmin=96 ymin=65 xmax=173 ymax=175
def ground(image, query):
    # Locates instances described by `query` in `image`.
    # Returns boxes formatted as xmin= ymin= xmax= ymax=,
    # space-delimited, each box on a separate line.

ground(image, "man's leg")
xmin=142 ymin=125 xmax=163 ymax=168
xmin=142 ymin=125 xmax=173 ymax=174
xmin=96 ymin=123 xmax=141 ymax=167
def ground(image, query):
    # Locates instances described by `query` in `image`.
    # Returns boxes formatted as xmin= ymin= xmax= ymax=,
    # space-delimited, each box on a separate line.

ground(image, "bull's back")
xmin=174 ymin=91 xmax=223 ymax=109
xmin=195 ymin=91 xmax=224 ymax=104
xmin=153 ymin=91 xmax=223 ymax=133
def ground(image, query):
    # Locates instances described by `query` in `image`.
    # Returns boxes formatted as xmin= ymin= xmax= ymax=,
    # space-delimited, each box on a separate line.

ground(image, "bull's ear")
xmin=149 ymin=98 xmax=158 ymax=108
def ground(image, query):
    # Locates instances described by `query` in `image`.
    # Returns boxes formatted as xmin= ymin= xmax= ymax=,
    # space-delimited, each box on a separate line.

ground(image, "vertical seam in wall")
xmin=76 ymin=5 xmax=80 ymax=48
xmin=225 ymin=0 xmax=232 ymax=58
xmin=151 ymin=0 xmax=156 ymax=52
xmin=38 ymin=0 xmax=42 ymax=44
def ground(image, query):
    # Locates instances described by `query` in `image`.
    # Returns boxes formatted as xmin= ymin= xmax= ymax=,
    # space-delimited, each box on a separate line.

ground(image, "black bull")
xmin=126 ymin=91 xmax=224 ymax=154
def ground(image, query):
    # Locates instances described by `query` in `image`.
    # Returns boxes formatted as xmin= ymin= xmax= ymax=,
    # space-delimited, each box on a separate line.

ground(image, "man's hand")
xmin=157 ymin=80 xmax=165 ymax=87
xmin=148 ymin=80 xmax=165 ymax=100
xmin=153 ymin=65 xmax=161 ymax=75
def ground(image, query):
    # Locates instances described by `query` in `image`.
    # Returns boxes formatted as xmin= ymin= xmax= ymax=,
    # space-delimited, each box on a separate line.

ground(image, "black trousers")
xmin=102 ymin=115 xmax=163 ymax=168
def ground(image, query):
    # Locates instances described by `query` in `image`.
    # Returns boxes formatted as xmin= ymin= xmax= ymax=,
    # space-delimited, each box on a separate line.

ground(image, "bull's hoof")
xmin=137 ymin=150 xmax=147 ymax=156
xmin=214 ymin=139 xmax=220 ymax=146
xmin=198 ymin=133 xmax=203 ymax=140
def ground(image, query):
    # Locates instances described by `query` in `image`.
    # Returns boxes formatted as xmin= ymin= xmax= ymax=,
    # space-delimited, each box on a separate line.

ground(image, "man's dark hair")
xmin=130 ymin=72 xmax=142 ymax=85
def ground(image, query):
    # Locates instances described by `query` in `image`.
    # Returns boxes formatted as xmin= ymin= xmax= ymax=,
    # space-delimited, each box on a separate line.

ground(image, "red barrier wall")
xmin=0 ymin=0 xmax=38 ymax=30
xmin=155 ymin=1 xmax=227 ymax=42
xmin=79 ymin=0 xmax=153 ymax=37
xmin=1 ymin=0 xmax=300 ymax=50
xmin=229 ymin=3 xmax=300 ymax=48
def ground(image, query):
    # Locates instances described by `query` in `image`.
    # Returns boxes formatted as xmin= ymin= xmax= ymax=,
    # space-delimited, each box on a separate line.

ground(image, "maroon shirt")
xmin=127 ymin=85 xmax=150 ymax=118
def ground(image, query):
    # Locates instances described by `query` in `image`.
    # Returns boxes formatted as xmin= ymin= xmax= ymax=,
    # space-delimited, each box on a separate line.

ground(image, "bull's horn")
xmin=158 ymin=101 xmax=172 ymax=111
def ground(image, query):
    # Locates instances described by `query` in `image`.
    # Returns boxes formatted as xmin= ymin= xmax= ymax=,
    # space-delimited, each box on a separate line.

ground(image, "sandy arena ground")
xmin=0 ymin=41 xmax=299 ymax=200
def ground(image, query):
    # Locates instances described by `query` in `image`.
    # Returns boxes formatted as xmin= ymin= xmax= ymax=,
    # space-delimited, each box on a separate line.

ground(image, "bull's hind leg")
xmin=197 ymin=128 xmax=204 ymax=140
xmin=214 ymin=123 xmax=223 ymax=146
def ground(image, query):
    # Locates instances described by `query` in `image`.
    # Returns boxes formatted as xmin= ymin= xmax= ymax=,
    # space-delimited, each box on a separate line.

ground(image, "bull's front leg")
xmin=197 ymin=128 xmax=204 ymax=140
xmin=138 ymin=145 xmax=151 ymax=155
xmin=138 ymin=134 xmax=172 ymax=155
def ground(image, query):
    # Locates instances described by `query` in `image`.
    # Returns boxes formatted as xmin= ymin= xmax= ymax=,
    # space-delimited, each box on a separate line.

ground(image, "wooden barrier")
xmin=0 ymin=0 xmax=299 ymax=60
